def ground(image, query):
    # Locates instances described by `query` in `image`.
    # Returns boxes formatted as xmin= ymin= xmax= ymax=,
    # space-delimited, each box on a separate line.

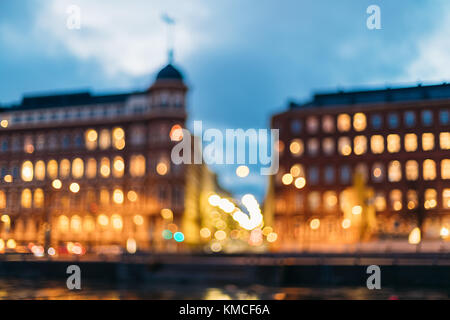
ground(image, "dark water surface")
xmin=0 ymin=278 xmax=448 ymax=300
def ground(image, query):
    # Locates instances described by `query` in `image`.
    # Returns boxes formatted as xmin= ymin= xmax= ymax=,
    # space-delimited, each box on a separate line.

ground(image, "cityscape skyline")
xmin=2 ymin=0 xmax=450 ymax=200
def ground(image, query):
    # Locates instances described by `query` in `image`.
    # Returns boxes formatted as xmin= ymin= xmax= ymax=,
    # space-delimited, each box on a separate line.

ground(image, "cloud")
xmin=34 ymin=0 xmax=212 ymax=76
xmin=403 ymin=1 xmax=450 ymax=82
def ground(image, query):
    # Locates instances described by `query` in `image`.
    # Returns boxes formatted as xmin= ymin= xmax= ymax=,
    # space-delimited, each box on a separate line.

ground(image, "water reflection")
xmin=0 ymin=278 xmax=448 ymax=300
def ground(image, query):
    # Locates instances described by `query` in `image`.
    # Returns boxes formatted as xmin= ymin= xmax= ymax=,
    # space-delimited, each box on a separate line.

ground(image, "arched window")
xmin=86 ymin=158 xmax=97 ymax=179
xmin=21 ymin=161 xmax=33 ymax=182
xmin=0 ymin=190 xmax=6 ymax=209
xmin=130 ymin=155 xmax=146 ymax=177
xmin=72 ymin=158 xmax=84 ymax=179
xmin=21 ymin=188 xmax=32 ymax=208
xmin=100 ymin=157 xmax=110 ymax=178
xmin=35 ymin=160 xmax=46 ymax=181
xmin=113 ymin=156 xmax=125 ymax=178
xmin=33 ymin=188 xmax=44 ymax=208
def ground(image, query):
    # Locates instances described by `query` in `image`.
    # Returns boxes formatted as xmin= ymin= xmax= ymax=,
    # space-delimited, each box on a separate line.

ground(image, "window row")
xmin=0 ymin=155 xmax=178 ymax=182
xmin=279 ymin=159 xmax=450 ymax=186
xmin=286 ymin=132 xmax=449 ymax=157
xmin=0 ymin=93 xmax=185 ymax=129
xmin=276 ymin=189 xmax=450 ymax=214
xmin=287 ymin=109 xmax=449 ymax=135
xmin=0 ymin=124 xmax=183 ymax=153
xmin=0 ymin=186 xmax=184 ymax=210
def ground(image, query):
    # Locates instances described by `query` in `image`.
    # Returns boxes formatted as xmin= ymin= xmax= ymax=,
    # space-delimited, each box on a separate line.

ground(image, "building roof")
xmin=156 ymin=63 xmax=183 ymax=81
xmin=290 ymin=83 xmax=450 ymax=109
xmin=1 ymin=91 xmax=144 ymax=112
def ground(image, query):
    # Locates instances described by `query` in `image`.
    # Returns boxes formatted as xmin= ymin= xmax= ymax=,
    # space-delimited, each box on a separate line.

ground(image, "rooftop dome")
xmin=156 ymin=64 xmax=183 ymax=81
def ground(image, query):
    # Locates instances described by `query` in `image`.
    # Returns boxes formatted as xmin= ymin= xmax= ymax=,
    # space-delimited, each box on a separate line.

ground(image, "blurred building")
xmin=0 ymin=62 xmax=223 ymax=254
xmin=268 ymin=83 xmax=450 ymax=249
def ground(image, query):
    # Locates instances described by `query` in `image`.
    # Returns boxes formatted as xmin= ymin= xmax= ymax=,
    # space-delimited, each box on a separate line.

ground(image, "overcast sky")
xmin=1 ymin=0 xmax=449 ymax=200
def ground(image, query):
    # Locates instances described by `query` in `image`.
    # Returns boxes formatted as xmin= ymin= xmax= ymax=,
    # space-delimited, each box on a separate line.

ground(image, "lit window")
xmin=289 ymin=139 xmax=304 ymax=157
xmin=422 ymin=133 xmax=434 ymax=151
xmin=424 ymin=189 xmax=437 ymax=209
xmin=371 ymin=114 xmax=383 ymax=129
xmin=47 ymin=160 xmax=58 ymax=179
xmin=307 ymin=116 xmax=319 ymax=133
xmin=370 ymin=135 xmax=384 ymax=154
xmin=71 ymin=215 xmax=82 ymax=233
xmin=307 ymin=138 xmax=319 ymax=156
xmin=130 ymin=155 xmax=146 ymax=177
xmin=113 ymin=127 xmax=125 ymax=150
xmin=337 ymin=114 xmax=351 ymax=132
xmin=99 ymin=129 xmax=111 ymax=150
xmin=58 ymin=215 xmax=69 ymax=233
xmin=404 ymin=111 xmax=416 ymax=127
xmin=86 ymin=158 xmax=97 ymax=179
xmin=21 ymin=161 xmax=33 ymax=182
xmin=170 ymin=124 xmax=183 ymax=142
xmin=111 ymin=214 xmax=123 ymax=230
xmin=59 ymin=159 xmax=70 ymax=179
xmin=440 ymin=132 xmax=450 ymax=150
xmin=421 ymin=110 xmax=433 ymax=126
xmin=390 ymin=189 xmax=402 ymax=211
xmin=72 ymin=158 xmax=84 ymax=179
xmin=113 ymin=189 xmax=124 ymax=204
xmin=442 ymin=159 xmax=450 ymax=179
xmin=374 ymin=192 xmax=386 ymax=211
xmin=322 ymin=115 xmax=335 ymax=133
xmin=156 ymin=160 xmax=169 ymax=176
xmin=404 ymin=134 xmax=418 ymax=152
xmin=84 ymin=216 xmax=95 ymax=232
xmin=443 ymin=189 xmax=450 ymax=209
xmin=388 ymin=113 xmax=399 ymax=129
xmin=407 ymin=190 xmax=418 ymax=210
xmin=34 ymin=188 xmax=44 ymax=208
xmin=308 ymin=192 xmax=320 ymax=212
xmin=322 ymin=138 xmax=334 ymax=155
xmin=372 ymin=162 xmax=384 ymax=182
xmin=24 ymin=135 xmax=34 ymax=154
xmin=388 ymin=161 xmax=402 ymax=182
xmin=21 ymin=188 xmax=32 ymax=208
xmin=405 ymin=160 xmax=419 ymax=181
xmin=423 ymin=159 xmax=436 ymax=180
xmin=100 ymin=157 xmax=110 ymax=178
xmin=353 ymin=113 xmax=366 ymax=131
xmin=290 ymin=164 xmax=305 ymax=178
xmin=338 ymin=137 xmax=351 ymax=156
xmin=0 ymin=190 xmax=6 ymax=209
xmin=35 ymin=160 xmax=46 ymax=181
xmin=323 ymin=191 xmax=337 ymax=212
xmin=387 ymin=134 xmax=401 ymax=153
xmin=100 ymin=188 xmax=110 ymax=206
xmin=85 ymin=129 xmax=98 ymax=150
xmin=354 ymin=136 xmax=367 ymax=155
xmin=113 ymin=156 xmax=125 ymax=178
xmin=291 ymin=120 xmax=302 ymax=134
